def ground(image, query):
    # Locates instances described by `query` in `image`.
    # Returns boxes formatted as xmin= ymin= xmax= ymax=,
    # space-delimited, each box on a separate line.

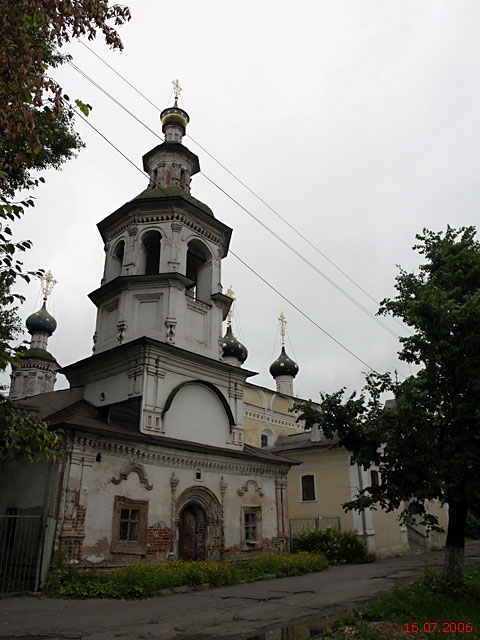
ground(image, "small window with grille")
xmin=243 ymin=506 xmax=262 ymax=548
xmin=112 ymin=496 xmax=147 ymax=555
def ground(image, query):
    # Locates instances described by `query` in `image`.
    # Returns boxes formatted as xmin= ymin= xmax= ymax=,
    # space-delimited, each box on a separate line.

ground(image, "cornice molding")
xmin=71 ymin=433 xmax=289 ymax=479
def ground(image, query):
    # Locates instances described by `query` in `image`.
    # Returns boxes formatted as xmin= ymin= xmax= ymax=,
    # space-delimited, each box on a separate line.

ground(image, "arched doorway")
xmin=176 ymin=486 xmax=223 ymax=561
xmin=178 ymin=503 xmax=206 ymax=561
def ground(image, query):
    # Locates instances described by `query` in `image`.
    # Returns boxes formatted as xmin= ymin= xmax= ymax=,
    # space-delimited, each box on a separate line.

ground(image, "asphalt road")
xmin=1 ymin=542 xmax=479 ymax=640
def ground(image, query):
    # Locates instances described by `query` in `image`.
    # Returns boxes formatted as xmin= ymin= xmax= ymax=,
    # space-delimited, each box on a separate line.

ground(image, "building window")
xmin=261 ymin=428 xmax=273 ymax=448
xmin=371 ymin=470 xmax=380 ymax=487
xmin=243 ymin=507 xmax=262 ymax=548
xmin=112 ymin=496 xmax=147 ymax=555
xmin=195 ymin=468 xmax=203 ymax=481
xmin=301 ymin=474 xmax=316 ymax=501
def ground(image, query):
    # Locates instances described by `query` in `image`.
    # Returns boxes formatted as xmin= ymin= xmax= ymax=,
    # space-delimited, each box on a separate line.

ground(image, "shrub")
xmin=466 ymin=512 xmax=480 ymax=540
xmin=292 ymin=529 xmax=372 ymax=565
xmin=45 ymin=552 xmax=328 ymax=599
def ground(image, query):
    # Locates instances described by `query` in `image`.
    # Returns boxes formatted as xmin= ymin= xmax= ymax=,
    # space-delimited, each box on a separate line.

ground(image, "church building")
xmin=2 ymin=93 xmax=295 ymax=566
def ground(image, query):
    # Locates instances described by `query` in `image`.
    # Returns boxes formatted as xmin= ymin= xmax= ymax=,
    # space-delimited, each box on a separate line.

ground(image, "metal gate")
xmin=0 ymin=514 xmax=56 ymax=596
xmin=289 ymin=516 xmax=341 ymax=548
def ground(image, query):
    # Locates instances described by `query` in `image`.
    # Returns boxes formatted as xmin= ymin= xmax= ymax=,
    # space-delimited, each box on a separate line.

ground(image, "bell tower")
xmin=90 ymin=86 xmax=232 ymax=360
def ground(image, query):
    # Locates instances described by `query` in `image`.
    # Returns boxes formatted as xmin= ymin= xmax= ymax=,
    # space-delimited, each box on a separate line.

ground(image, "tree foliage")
xmin=0 ymin=1 xmax=130 ymax=461
xmin=0 ymin=0 xmax=130 ymax=191
xmin=295 ymin=226 xmax=480 ymax=579
xmin=0 ymin=402 xmax=61 ymax=462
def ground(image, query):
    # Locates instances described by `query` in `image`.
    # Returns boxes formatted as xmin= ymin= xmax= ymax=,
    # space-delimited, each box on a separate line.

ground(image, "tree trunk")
xmin=443 ymin=500 xmax=467 ymax=581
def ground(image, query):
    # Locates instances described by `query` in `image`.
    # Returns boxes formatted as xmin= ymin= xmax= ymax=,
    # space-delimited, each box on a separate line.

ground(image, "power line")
xmin=68 ymin=59 xmax=401 ymax=340
xmin=78 ymin=41 xmax=412 ymax=337
xmin=229 ymin=251 xmax=376 ymax=372
xmin=71 ymin=106 xmax=393 ymax=376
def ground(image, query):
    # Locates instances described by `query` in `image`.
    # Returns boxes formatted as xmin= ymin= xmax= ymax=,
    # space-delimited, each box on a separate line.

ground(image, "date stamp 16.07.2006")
xmin=405 ymin=623 xmax=473 ymax=633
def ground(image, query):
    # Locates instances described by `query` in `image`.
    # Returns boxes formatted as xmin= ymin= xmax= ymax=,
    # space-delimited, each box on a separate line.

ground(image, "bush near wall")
xmin=45 ymin=552 xmax=329 ymax=599
xmin=292 ymin=529 xmax=374 ymax=565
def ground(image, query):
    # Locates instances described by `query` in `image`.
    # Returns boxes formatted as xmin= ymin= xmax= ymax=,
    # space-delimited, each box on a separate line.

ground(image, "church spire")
xmin=143 ymin=82 xmax=200 ymax=193
xmin=160 ymin=79 xmax=190 ymax=143
xmin=221 ymin=287 xmax=248 ymax=366
xmin=269 ymin=312 xmax=299 ymax=395
xmin=9 ymin=271 xmax=60 ymax=400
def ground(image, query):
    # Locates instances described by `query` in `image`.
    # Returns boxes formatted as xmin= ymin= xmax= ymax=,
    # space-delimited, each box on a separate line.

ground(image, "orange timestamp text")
xmin=405 ymin=623 xmax=473 ymax=633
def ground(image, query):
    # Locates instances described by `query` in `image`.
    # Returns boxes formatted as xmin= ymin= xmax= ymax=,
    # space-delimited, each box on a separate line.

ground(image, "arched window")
xmin=141 ymin=231 xmax=161 ymax=275
xmin=111 ymin=240 xmax=125 ymax=279
xmin=186 ymin=239 xmax=212 ymax=303
xmin=261 ymin=429 xmax=273 ymax=448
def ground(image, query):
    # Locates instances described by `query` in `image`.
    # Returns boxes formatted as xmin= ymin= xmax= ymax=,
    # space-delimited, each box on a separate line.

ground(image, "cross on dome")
xmin=279 ymin=311 xmax=287 ymax=347
xmin=40 ymin=270 xmax=58 ymax=301
xmin=172 ymin=79 xmax=182 ymax=104
xmin=225 ymin=286 xmax=236 ymax=327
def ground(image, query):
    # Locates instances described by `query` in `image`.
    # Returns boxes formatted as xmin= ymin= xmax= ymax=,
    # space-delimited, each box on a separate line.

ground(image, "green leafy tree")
xmin=295 ymin=226 xmax=480 ymax=580
xmin=0 ymin=0 xmax=130 ymax=460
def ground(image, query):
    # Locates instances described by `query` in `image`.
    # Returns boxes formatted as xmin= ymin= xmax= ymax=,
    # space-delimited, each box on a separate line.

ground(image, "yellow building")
xmin=239 ymin=315 xmax=448 ymax=557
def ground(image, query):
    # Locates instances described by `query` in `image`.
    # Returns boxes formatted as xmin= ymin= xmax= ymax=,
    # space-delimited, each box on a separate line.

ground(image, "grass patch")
xmin=45 ymin=551 xmax=329 ymax=599
xmin=318 ymin=566 xmax=480 ymax=639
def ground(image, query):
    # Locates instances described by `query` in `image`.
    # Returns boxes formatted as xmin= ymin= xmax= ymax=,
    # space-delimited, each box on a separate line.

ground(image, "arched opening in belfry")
xmin=141 ymin=230 xmax=161 ymax=275
xmin=185 ymin=240 xmax=212 ymax=304
xmin=111 ymin=240 xmax=125 ymax=279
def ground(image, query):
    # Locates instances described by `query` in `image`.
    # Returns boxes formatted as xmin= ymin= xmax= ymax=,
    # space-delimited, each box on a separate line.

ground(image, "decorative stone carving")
xmin=111 ymin=462 xmax=153 ymax=490
xmin=237 ymin=479 xmax=264 ymax=497
xmin=170 ymin=472 xmax=179 ymax=532
xmin=220 ymin=476 xmax=227 ymax=498
xmin=170 ymin=472 xmax=179 ymax=491
xmin=165 ymin=317 xmax=176 ymax=344
xmin=117 ymin=321 xmax=127 ymax=345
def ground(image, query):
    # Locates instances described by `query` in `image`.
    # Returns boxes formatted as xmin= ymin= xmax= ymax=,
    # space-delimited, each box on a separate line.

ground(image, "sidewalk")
xmin=1 ymin=542 xmax=479 ymax=640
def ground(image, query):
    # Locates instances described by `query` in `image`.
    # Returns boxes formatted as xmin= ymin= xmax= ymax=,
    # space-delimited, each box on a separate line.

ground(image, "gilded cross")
xmin=40 ymin=270 xmax=58 ymax=301
xmin=279 ymin=311 xmax=287 ymax=348
xmin=172 ymin=79 xmax=182 ymax=103
xmin=226 ymin=286 xmax=236 ymax=327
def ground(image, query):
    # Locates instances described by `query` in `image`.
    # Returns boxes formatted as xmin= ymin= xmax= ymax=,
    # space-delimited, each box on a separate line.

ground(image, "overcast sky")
xmin=6 ymin=1 xmax=480 ymax=400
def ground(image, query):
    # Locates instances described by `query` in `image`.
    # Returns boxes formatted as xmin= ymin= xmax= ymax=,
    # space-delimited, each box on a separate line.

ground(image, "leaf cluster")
xmin=0 ymin=0 xmax=130 ymax=189
xmin=0 ymin=400 xmax=62 ymax=462
xmin=291 ymin=528 xmax=373 ymax=565
xmin=295 ymin=227 xmax=480 ymax=528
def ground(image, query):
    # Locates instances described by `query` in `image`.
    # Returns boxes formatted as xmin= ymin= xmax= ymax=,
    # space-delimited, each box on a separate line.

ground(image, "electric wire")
xmin=229 ymin=250 xmax=376 ymax=372
xmin=72 ymin=106 xmax=390 ymax=375
xmin=78 ymin=41 xmax=412 ymax=336
xmin=67 ymin=59 xmax=401 ymax=340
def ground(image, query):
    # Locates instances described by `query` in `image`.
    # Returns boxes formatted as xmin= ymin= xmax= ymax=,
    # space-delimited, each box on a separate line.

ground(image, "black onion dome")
xmin=269 ymin=346 xmax=299 ymax=378
xmin=25 ymin=301 xmax=57 ymax=336
xmin=221 ymin=325 xmax=248 ymax=364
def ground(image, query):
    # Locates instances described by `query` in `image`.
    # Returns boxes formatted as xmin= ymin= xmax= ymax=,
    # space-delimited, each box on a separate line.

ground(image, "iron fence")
xmin=289 ymin=516 xmax=341 ymax=544
xmin=0 ymin=514 xmax=52 ymax=596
